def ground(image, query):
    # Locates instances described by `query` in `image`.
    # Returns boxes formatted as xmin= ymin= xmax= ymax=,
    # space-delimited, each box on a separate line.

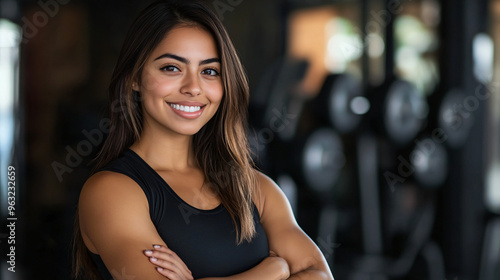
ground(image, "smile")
xmin=169 ymin=103 xmax=203 ymax=113
xmin=167 ymin=102 xmax=206 ymax=119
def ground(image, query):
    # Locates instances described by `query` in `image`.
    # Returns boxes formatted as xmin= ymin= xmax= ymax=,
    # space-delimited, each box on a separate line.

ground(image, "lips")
xmin=167 ymin=101 xmax=206 ymax=119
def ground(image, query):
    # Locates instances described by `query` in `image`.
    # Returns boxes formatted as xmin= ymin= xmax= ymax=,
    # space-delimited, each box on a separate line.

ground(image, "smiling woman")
xmin=134 ymin=26 xmax=223 ymax=136
xmin=73 ymin=1 xmax=334 ymax=280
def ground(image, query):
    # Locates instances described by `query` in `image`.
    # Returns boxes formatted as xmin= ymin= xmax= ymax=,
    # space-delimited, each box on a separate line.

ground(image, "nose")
xmin=180 ymin=71 xmax=201 ymax=96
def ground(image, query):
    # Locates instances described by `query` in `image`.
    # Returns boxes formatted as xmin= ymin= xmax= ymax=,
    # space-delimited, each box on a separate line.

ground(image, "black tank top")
xmin=89 ymin=149 xmax=269 ymax=279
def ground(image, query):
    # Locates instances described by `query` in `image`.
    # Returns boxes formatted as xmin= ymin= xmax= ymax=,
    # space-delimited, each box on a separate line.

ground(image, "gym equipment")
xmin=301 ymin=128 xmax=345 ymax=194
xmin=331 ymin=0 xmax=444 ymax=275
xmin=410 ymin=137 xmax=448 ymax=189
xmin=368 ymin=79 xmax=428 ymax=148
xmin=314 ymin=74 xmax=369 ymax=134
xmin=384 ymin=80 xmax=428 ymax=146
xmin=438 ymin=89 xmax=474 ymax=149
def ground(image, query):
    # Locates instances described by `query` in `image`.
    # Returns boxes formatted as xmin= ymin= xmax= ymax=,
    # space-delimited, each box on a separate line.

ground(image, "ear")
xmin=132 ymin=81 xmax=140 ymax=92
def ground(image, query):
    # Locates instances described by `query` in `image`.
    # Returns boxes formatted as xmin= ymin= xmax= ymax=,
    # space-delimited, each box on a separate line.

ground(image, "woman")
xmin=73 ymin=1 xmax=334 ymax=279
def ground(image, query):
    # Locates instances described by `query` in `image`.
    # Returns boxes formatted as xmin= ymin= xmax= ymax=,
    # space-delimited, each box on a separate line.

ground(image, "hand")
xmin=144 ymin=244 xmax=194 ymax=280
xmin=265 ymin=251 xmax=290 ymax=280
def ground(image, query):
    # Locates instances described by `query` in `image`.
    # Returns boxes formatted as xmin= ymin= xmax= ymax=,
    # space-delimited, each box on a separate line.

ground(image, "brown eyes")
xmin=161 ymin=65 xmax=180 ymax=72
xmin=160 ymin=65 xmax=220 ymax=76
xmin=201 ymin=68 xmax=220 ymax=76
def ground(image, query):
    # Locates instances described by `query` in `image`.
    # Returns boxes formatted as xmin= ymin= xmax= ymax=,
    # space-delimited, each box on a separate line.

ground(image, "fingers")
xmin=143 ymin=245 xmax=193 ymax=280
xmin=151 ymin=244 xmax=193 ymax=279
xmin=153 ymin=244 xmax=192 ymax=275
xmin=269 ymin=250 xmax=278 ymax=257
xmin=148 ymin=257 xmax=186 ymax=280
xmin=155 ymin=266 xmax=184 ymax=280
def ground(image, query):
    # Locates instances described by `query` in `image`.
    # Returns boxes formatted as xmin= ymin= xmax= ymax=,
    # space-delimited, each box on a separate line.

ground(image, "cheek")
xmin=207 ymin=83 xmax=224 ymax=105
xmin=140 ymin=70 xmax=174 ymax=96
xmin=140 ymin=69 xmax=161 ymax=93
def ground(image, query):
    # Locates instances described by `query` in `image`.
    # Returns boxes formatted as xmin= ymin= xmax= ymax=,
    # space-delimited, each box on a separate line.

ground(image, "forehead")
xmin=149 ymin=25 xmax=219 ymax=61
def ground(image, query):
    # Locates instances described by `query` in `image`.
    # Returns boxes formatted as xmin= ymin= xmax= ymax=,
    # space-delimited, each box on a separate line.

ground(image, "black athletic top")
xmin=89 ymin=149 xmax=269 ymax=279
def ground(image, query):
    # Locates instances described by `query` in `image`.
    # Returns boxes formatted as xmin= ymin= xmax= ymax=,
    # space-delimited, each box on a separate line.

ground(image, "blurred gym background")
xmin=1 ymin=0 xmax=499 ymax=279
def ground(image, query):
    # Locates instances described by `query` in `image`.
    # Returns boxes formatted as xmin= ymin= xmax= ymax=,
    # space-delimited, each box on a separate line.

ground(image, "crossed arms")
xmin=78 ymin=171 xmax=334 ymax=280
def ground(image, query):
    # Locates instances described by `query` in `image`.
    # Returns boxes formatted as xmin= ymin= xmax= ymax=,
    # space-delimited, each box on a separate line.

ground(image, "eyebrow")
xmin=153 ymin=53 xmax=220 ymax=65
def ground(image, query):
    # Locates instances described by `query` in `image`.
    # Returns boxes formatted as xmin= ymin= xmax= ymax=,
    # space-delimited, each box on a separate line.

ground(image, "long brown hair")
xmin=73 ymin=1 xmax=257 ymax=278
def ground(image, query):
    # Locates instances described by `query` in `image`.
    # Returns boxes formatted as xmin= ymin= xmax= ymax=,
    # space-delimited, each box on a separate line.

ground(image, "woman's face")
xmin=134 ymin=25 xmax=223 ymax=137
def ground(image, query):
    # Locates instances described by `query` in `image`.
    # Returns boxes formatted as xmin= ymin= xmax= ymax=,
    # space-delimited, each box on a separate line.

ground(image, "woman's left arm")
xmin=257 ymin=172 xmax=335 ymax=280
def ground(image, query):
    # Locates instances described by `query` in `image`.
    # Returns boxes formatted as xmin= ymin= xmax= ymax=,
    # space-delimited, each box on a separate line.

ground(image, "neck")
xmin=130 ymin=125 xmax=196 ymax=171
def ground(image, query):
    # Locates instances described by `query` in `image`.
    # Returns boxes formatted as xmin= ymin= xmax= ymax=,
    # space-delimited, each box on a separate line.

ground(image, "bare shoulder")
xmin=255 ymin=171 xmax=276 ymax=186
xmin=252 ymin=171 xmax=274 ymax=215
xmin=254 ymin=171 xmax=282 ymax=197
xmin=80 ymin=171 xmax=143 ymax=198
xmin=79 ymin=171 xmax=150 ymax=253
xmin=79 ymin=171 xmax=149 ymax=219
xmin=254 ymin=171 xmax=295 ymax=224
xmin=79 ymin=170 xmax=149 ymax=223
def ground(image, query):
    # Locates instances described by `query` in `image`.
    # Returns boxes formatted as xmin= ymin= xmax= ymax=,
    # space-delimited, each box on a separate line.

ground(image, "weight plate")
xmin=384 ymin=80 xmax=427 ymax=146
xmin=301 ymin=128 xmax=345 ymax=193
xmin=411 ymin=139 xmax=448 ymax=188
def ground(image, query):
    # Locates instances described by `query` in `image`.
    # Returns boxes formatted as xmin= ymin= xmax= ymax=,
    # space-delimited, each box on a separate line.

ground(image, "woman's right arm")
xmin=78 ymin=171 xmax=193 ymax=280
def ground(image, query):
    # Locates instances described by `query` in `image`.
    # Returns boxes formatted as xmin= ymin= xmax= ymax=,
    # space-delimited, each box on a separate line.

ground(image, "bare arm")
xmin=258 ymin=172 xmax=334 ymax=280
xmin=79 ymin=171 xmax=193 ymax=280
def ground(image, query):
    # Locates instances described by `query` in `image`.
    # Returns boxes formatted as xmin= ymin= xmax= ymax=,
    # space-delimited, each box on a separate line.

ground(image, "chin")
xmin=174 ymin=127 xmax=204 ymax=136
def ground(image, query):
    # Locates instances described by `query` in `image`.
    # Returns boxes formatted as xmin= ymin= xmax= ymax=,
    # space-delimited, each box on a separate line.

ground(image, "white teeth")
xmin=170 ymin=103 xmax=202 ymax=113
